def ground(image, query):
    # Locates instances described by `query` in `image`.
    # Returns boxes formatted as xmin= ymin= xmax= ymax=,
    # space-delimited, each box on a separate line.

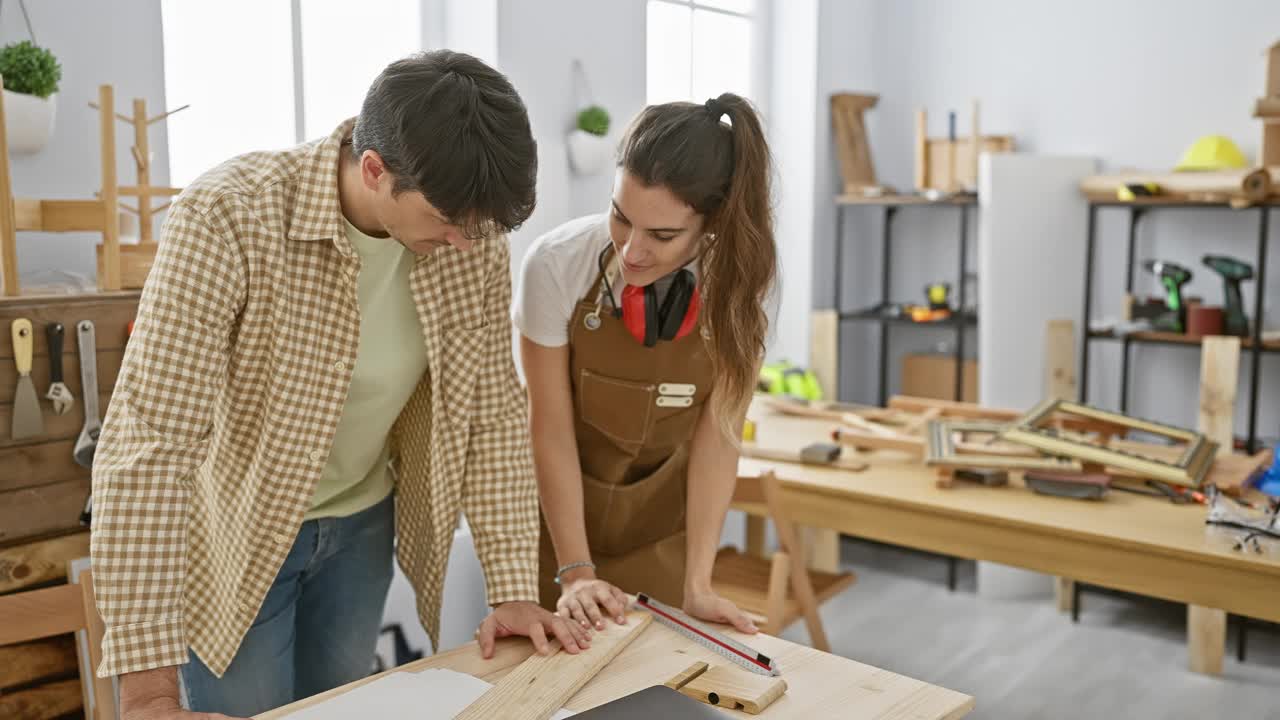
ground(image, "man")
xmin=91 ymin=50 xmax=589 ymax=719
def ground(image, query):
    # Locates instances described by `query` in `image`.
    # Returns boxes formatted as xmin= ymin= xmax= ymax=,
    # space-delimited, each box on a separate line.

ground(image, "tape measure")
xmin=634 ymin=593 xmax=781 ymax=677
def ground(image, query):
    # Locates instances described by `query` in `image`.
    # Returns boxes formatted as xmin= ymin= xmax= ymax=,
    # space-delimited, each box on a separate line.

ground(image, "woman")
xmin=514 ymin=93 xmax=776 ymax=633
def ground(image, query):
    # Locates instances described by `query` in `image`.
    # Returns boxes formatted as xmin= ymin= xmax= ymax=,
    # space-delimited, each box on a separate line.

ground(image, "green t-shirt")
xmin=304 ymin=218 xmax=428 ymax=520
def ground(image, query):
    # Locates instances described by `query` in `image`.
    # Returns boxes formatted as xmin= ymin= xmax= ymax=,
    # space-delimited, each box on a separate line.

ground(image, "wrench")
xmin=44 ymin=322 xmax=74 ymax=415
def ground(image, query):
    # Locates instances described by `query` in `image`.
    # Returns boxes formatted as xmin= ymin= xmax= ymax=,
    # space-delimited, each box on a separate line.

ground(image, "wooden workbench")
xmin=256 ymin=617 xmax=974 ymax=719
xmin=738 ymin=404 xmax=1280 ymax=675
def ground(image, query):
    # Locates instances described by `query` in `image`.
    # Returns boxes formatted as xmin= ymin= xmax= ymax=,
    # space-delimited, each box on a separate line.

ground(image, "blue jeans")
xmin=180 ymin=494 xmax=395 ymax=717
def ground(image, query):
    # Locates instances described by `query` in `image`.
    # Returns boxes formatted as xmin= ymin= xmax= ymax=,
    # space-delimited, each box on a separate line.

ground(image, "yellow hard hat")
xmin=1175 ymin=135 xmax=1247 ymax=171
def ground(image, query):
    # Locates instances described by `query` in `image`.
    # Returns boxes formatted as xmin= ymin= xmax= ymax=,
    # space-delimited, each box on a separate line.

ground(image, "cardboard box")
xmin=901 ymin=354 xmax=978 ymax=402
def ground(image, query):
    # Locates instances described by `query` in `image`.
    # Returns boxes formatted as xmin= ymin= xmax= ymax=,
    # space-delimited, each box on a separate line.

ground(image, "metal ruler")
xmin=634 ymin=593 xmax=780 ymax=677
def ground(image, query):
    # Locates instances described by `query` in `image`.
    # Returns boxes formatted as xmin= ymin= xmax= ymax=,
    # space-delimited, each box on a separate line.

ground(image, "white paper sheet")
xmin=281 ymin=668 xmax=576 ymax=719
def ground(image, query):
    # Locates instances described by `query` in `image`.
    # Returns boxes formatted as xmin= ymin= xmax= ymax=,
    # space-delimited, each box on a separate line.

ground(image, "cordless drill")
xmin=1202 ymin=255 xmax=1253 ymax=336
xmin=1143 ymin=260 xmax=1192 ymax=333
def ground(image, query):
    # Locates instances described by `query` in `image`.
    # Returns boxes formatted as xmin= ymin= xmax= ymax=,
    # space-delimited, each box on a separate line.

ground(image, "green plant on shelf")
xmin=0 ymin=40 xmax=61 ymax=98
xmin=576 ymin=105 xmax=610 ymax=137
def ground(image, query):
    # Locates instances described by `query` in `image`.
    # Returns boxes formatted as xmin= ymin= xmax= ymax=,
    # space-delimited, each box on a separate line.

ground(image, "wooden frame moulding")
xmin=924 ymin=420 xmax=1082 ymax=470
xmin=1001 ymin=399 xmax=1218 ymax=488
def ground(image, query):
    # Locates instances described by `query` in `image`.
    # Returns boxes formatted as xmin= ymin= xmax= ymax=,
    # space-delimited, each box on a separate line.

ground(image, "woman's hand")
xmin=557 ymin=575 xmax=631 ymax=630
xmin=683 ymin=588 xmax=758 ymax=634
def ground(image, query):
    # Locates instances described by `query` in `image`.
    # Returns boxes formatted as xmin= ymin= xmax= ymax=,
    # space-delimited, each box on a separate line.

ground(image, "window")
xmin=162 ymin=0 xmax=422 ymax=186
xmin=646 ymin=0 xmax=754 ymax=105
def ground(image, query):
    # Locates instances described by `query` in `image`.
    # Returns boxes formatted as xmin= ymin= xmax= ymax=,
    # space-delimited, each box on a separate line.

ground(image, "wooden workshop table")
xmin=738 ymin=404 xmax=1280 ymax=676
xmin=256 ymin=618 xmax=974 ymax=719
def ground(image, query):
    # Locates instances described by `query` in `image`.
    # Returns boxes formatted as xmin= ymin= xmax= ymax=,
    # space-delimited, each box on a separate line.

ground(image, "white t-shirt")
xmin=514 ymin=214 xmax=700 ymax=347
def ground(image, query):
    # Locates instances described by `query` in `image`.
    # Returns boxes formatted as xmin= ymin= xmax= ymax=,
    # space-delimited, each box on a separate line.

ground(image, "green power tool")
xmin=1202 ymin=255 xmax=1253 ymax=336
xmin=1143 ymin=260 xmax=1192 ymax=333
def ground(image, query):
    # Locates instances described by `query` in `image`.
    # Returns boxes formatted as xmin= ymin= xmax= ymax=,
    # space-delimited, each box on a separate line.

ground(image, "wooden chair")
xmin=0 ymin=569 xmax=116 ymax=720
xmin=712 ymin=471 xmax=856 ymax=652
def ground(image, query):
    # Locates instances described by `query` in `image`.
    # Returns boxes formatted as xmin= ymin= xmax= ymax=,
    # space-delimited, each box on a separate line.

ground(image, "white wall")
xmin=5 ymin=0 xmax=169 ymax=284
xmin=816 ymin=0 xmax=1280 ymax=441
xmin=496 ymin=0 xmax=647 ymax=280
xmin=764 ymin=0 xmax=819 ymax=365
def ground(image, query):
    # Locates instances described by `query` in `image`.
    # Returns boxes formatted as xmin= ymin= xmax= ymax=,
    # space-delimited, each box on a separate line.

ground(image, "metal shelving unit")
xmin=1078 ymin=196 xmax=1277 ymax=452
xmin=832 ymin=193 xmax=978 ymax=405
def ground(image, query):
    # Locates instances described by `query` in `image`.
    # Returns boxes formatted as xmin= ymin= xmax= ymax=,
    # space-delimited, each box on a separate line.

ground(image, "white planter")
xmin=567 ymin=129 xmax=612 ymax=176
xmin=4 ymin=89 xmax=56 ymax=154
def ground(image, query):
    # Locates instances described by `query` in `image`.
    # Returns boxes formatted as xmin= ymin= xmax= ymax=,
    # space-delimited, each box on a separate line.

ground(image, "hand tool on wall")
xmin=75 ymin=320 xmax=101 ymax=525
xmin=1202 ymin=255 xmax=1253 ymax=336
xmin=44 ymin=322 xmax=73 ymax=415
xmin=9 ymin=318 xmax=44 ymax=439
xmin=1143 ymin=260 xmax=1193 ymax=332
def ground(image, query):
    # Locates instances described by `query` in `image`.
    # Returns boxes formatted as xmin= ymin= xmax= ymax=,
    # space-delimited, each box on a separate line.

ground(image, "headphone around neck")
xmin=597 ymin=245 xmax=701 ymax=348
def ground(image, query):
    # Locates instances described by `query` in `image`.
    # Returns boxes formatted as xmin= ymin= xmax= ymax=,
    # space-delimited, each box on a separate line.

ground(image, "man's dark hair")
xmin=352 ymin=50 xmax=537 ymax=237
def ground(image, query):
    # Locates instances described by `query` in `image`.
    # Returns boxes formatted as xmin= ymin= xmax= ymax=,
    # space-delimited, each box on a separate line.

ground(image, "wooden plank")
xmin=1198 ymin=337 xmax=1240 ymax=456
xmin=0 ymin=440 xmax=91 ymax=493
xmin=0 ymin=582 xmax=85 ymax=645
xmin=0 ymin=531 xmax=89 ymax=594
xmin=0 ymin=635 xmax=78 ymax=690
xmin=455 ymin=613 xmax=653 ymax=720
xmin=0 ymin=678 xmax=83 ymax=720
xmin=0 ymin=348 xmax=123 ymax=403
xmin=925 ymin=135 xmax=1014 ymax=191
xmin=97 ymin=243 xmax=156 ymax=290
xmin=914 ymin=109 xmax=928 ymax=191
xmin=0 ymin=392 xmax=114 ymax=448
xmin=1184 ymin=337 xmax=1238 ymax=675
xmin=32 ymin=200 xmax=106 ymax=232
xmin=0 ymin=479 xmax=90 ymax=546
xmin=1080 ymin=168 xmax=1272 ymax=203
xmin=1046 ymin=319 xmax=1078 ymax=611
xmin=744 ymin=516 xmax=767 ymax=560
xmin=809 ymin=309 xmax=838 ymax=404
xmin=1187 ymin=605 xmax=1226 ymax=675
xmin=1045 ymin=319 xmax=1077 ymax=400
xmin=12 ymin=198 xmax=42 ymax=231
xmin=0 ymin=295 xmax=138 ymax=359
xmin=801 ymin=527 xmax=840 ymax=574
xmin=0 ymin=78 xmax=17 ymax=297
xmin=99 ymin=84 xmax=121 ymax=292
xmin=670 ymin=661 xmax=787 ymax=715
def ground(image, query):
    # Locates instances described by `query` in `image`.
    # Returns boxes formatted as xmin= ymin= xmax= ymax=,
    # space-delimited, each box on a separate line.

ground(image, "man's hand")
xmin=120 ymin=666 xmax=245 ymax=719
xmin=476 ymin=601 xmax=592 ymax=659
xmin=683 ymin=588 xmax=759 ymax=634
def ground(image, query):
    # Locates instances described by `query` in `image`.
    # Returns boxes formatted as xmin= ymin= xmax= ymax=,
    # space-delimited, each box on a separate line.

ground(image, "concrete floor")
xmin=776 ymin=538 xmax=1280 ymax=720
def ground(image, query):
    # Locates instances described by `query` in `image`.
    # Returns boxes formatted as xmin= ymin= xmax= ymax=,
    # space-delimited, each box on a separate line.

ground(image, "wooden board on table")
xmin=668 ymin=661 xmax=787 ymax=715
xmin=455 ymin=612 xmax=653 ymax=720
xmin=258 ymin=610 xmax=974 ymax=720
xmin=0 ymin=531 xmax=89 ymax=594
xmin=0 ymin=479 xmax=89 ymax=547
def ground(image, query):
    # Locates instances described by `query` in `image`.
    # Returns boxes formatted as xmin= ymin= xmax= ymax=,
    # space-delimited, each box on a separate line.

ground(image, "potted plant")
xmin=567 ymin=104 xmax=612 ymax=175
xmin=0 ymin=40 xmax=61 ymax=154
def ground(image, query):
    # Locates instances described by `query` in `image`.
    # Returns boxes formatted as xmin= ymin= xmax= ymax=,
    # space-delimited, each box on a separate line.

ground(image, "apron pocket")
xmin=582 ymin=447 xmax=688 ymax=557
xmin=578 ymin=369 xmax=655 ymax=446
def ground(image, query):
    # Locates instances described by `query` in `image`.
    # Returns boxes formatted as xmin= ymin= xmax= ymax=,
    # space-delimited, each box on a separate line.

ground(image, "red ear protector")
xmin=599 ymin=246 xmax=701 ymax=347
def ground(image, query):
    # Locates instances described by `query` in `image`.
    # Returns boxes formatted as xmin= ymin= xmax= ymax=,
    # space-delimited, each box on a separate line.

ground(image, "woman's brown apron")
xmin=538 ymin=249 xmax=713 ymax=610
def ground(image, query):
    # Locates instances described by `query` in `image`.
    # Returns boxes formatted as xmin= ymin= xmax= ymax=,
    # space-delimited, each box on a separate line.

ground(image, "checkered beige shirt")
xmin=91 ymin=121 xmax=538 ymax=678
